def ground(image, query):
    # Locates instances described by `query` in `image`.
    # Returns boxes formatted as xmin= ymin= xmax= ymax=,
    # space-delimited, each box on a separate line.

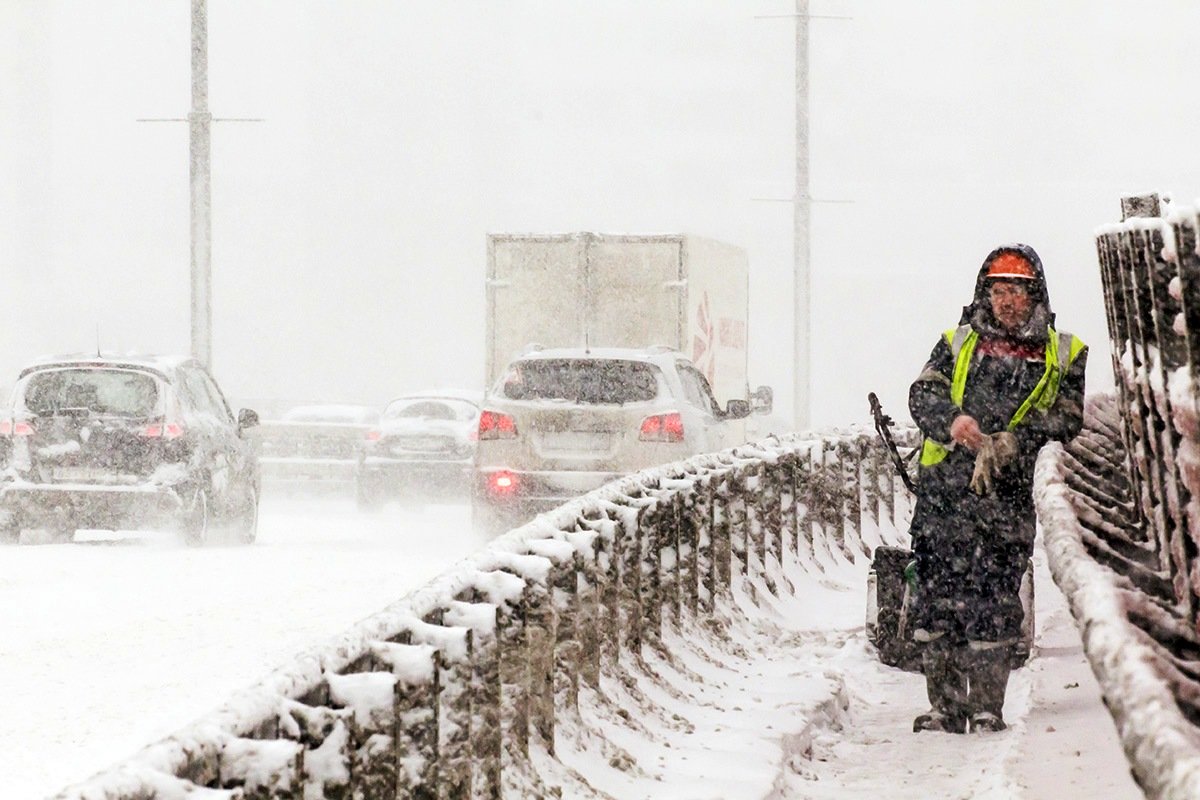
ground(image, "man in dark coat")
xmin=907 ymin=243 xmax=1086 ymax=734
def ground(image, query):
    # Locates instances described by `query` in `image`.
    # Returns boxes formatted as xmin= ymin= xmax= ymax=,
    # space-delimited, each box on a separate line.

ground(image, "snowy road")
xmin=1 ymin=490 xmax=488 ymax=799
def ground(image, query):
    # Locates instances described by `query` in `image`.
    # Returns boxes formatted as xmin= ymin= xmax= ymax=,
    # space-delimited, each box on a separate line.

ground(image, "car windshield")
xmin=500 ymin=359 xmax=660 ymax=404
xmin=19 ymin=368 xmax=160 ymax=417
xmin=383 ymin=398 xmax=479 ymax=422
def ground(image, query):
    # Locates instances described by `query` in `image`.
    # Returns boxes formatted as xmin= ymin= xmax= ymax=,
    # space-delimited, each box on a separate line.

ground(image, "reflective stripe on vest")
xmin=919 ymin=325 xmax=1085 ymax=467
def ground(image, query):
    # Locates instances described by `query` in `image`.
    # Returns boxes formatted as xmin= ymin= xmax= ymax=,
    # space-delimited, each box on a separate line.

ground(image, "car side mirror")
xmin=750 ymin=385 xmax=773 ymax=415
xmin=725 ymin=399 xmax=751 ymax=419
xmin=238 ymin=408 xmax=260 ymax=430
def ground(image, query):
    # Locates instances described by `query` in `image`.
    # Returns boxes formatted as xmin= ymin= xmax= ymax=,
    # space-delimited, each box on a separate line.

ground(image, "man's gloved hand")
xmin=989 ymin=431 xmax=1019 ymax=469
xmin=969 ymin=437 xmax=995 ymax=495
xmin=969 ymin=432 xmax=1020 ymax=495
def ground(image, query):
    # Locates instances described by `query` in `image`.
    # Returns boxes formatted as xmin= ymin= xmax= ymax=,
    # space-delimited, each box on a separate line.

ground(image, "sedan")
xmin=356 ymin=394 xmax=480 ymax=509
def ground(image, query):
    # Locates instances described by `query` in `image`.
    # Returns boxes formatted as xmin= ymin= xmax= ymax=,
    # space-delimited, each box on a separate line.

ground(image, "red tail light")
xmin=140 ymin=422 xmax=184 ymax=439
xmin=478 ymin=410 xmax=517 ymax=440
xmin=0 ymin=420 xmax=33 ymax=436
xmin=487 ymin=470 xmax=518 ymax=496
xmin=639 ymin=412 xmax=684 ymax=443
xmin=365 ymin=429 xmax=381 ymax=441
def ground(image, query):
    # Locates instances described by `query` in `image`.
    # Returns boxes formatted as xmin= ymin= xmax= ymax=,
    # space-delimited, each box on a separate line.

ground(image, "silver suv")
xmin=472 ymin=346 xmax=752 ymax=534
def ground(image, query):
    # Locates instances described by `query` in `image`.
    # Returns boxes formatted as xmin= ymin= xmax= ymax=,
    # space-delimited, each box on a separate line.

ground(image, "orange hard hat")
xmin=986 ymin=252 xmax=1036 ymax=280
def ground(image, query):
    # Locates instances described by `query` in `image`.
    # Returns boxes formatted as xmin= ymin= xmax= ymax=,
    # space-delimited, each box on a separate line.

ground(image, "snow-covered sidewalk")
xmin=755 ymin=543 xmax=1141 ymax=799
xmin=539 ymin=538 xmax=1143 ymax=799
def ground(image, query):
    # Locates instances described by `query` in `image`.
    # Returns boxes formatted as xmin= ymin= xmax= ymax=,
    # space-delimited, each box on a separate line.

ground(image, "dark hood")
xmin=959 ymin=242 xmax=1054 ymax=343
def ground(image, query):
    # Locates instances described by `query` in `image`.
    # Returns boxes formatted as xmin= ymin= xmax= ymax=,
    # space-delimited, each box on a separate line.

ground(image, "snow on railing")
xmin=1036 ymin=194 xmax=1200 ymax=799
xmin=51 ymin=427 xmax=914 ymax=799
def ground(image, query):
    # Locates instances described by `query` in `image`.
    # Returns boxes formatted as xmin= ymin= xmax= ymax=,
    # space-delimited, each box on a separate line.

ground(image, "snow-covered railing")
xmin=1092 ymin=193 xmax=1200 ymax=617
xmin=1036 ymin=194 xmax=1200 ymax=799
xmin=52 ymin=427 xmax=913 ymax=799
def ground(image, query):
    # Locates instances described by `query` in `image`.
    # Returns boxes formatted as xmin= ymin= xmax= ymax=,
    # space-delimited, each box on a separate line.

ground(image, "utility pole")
xmin=755 ymin=4 xmax=849 ymax=431
xmin=794 ymin=0 xmax=811 ymax=431
xmin=140 ymin=0 xmax=260 ymax=372
xmin=190 ymin=0 xmax=212 ymax=369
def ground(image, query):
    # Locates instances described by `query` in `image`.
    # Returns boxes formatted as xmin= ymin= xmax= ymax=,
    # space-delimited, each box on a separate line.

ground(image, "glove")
xmin=989 ymin=431 xmax=1019 ymax=469
xmin=969 ymin=432 xmax=1020 ymax=496
xmin=969 ymin=437 xmax=995 ymax=495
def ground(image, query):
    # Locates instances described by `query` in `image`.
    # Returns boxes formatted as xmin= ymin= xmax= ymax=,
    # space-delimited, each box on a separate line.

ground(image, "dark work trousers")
xmin=922 ymin=638 xmax=1011 ymax=718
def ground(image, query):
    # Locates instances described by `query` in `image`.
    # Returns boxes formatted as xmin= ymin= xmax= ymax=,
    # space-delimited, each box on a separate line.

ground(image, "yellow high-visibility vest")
xmin=919 ymin=325 xmax=1086 ymax=468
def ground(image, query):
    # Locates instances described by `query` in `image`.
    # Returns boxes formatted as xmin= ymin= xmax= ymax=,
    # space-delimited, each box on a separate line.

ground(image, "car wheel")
xmin=471 ymin=498 xmax=512 ymax=538
xmin=233 ymin=486 xmax=258 ymax=545
xmin=181 ymin=489 xmax=210 ymax=547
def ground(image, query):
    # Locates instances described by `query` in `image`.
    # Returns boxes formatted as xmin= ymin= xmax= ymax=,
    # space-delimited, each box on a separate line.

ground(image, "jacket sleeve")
xmin=1016 ymin=346 xmax=1088 ymax=450
xmin=909 ymin=337 xmax=960 ymax=443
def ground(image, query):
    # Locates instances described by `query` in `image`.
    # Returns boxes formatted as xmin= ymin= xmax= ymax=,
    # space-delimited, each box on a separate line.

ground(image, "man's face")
xmin=989 ymin=280 xmax=1033 ymax=331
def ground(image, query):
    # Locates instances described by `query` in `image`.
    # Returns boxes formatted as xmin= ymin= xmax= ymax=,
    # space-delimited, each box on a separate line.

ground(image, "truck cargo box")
xmin=486 ymin=232 xmax=749 ymax=406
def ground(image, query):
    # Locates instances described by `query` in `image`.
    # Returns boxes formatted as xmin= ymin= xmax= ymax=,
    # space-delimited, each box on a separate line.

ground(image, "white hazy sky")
xmin=4 ymin=0 xmax=1200 ymax=426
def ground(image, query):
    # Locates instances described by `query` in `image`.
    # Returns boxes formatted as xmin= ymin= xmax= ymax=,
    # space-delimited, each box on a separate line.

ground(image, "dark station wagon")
xmin=0 ymin=355 xmax=260 ymax=545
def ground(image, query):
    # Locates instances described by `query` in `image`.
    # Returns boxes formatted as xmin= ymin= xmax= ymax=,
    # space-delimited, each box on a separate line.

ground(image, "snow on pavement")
xmin=785 ymin=541 xmax=1142 ymax=800
xmin=1 ymin=492 xmax=487 ymax=799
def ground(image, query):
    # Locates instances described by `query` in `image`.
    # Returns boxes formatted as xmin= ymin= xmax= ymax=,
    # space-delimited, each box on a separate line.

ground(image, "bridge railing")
xmin=54 ymin=425 xmax=915 ymax=799
xmin=1037 ymin=194 xmax=1200 ymax=798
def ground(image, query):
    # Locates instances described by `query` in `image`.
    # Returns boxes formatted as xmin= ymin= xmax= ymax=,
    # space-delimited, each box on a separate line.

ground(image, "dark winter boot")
xmin=913 ymin=710 xmax=967 ymax=733
xmin=919 ymin=638 xmax=969 ymax=734
xmin=969 ymin=711 xmax=1007 ymax=732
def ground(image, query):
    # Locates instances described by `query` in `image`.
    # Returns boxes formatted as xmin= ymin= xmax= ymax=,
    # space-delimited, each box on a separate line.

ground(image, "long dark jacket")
xmin=907 ymin=243 xmax=1086 ymax=642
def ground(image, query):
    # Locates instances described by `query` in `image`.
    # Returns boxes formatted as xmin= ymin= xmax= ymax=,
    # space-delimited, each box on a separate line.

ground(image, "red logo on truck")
xmin=719 ymin=318 xmax=746 ymax=349
xmin=692 ymin=293 xmax=716 ymax=384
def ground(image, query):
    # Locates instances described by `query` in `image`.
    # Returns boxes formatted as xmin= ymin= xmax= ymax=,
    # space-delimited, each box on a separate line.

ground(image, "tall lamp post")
xmin=139 ymin=0 xmax=259 ymax=371
xmin=794 ymin=0 xmax=811 ymax=431
xmin=190 ymin=0 xmax=213 ymax=369
xmin=757 ymin=1 xmax=850 ymax=431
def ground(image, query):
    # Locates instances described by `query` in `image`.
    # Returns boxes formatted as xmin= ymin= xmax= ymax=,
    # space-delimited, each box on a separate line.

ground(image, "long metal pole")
xmin=190 ymin=0 xmax=213 ymax=369
xmin=793 ymin=0 xmax=811 ymax=430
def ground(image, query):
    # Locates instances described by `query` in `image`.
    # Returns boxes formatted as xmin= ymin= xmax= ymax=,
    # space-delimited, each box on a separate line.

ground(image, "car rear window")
xmin=383 ymin=399 xmax=479 ymax=421
xmin=501 ymin=359 xmax=660 ymax=404
xmin=18 ymin=368 xmax=160 ymax=417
